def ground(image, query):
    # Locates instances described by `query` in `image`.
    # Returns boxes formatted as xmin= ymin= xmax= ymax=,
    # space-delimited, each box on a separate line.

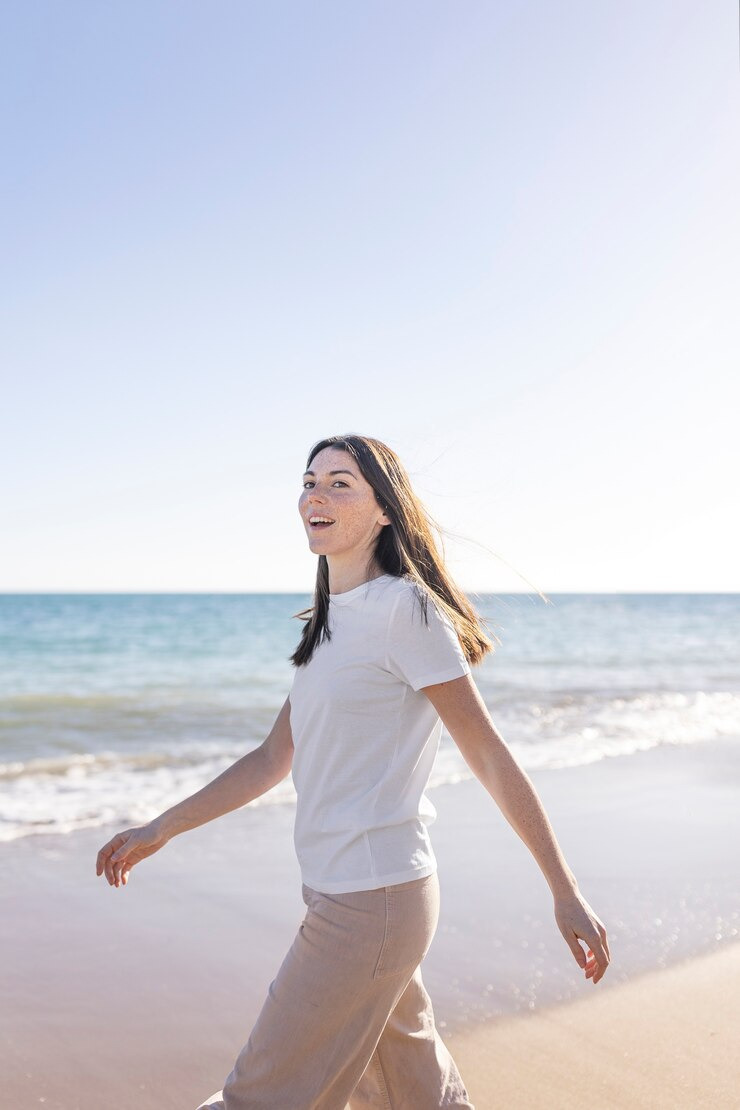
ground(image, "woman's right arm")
xmin=95 ymin=695 xmax=294 ymax=887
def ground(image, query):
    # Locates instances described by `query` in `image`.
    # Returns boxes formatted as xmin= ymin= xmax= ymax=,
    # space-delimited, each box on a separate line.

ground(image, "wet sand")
xmin=2 ymin=734 xmax=739 ymax=1108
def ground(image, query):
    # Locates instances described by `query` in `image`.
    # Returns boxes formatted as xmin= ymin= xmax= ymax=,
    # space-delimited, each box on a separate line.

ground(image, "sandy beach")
xmin=3 ymin=733 xmax=739 ymax=1108
xmin=447 ymin=941 xmax=740 ymax=1109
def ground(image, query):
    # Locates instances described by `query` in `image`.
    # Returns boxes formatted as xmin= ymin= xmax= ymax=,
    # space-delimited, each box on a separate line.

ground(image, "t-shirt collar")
xmin=328 ymin=574 xmax=394 ymax=607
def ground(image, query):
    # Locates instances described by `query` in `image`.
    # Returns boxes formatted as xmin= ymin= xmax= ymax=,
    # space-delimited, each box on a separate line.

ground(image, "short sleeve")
xmin=386 ymin=584 xmax=472 ymax=692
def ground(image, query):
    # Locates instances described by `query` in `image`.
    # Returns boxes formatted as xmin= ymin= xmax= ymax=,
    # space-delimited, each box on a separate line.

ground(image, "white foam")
xmin=2 ymin=689 xmax=739 ymax=841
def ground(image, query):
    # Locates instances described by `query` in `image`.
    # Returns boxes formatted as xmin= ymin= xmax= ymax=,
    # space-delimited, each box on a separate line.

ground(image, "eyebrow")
xmin=303 ymin=469 xmax=358 ymax=479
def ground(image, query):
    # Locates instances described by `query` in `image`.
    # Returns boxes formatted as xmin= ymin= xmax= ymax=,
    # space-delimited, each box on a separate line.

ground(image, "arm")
xmin=421 ymin=673 xmax=610 ymax=982
xmin=96 ymin=695 xmax=294 ymax=887
xmin=422 ymin=674 xmax=576 ymax=898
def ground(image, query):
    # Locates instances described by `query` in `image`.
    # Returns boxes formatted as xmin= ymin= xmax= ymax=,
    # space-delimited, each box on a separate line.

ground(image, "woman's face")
xmin=299 ymin=447 xmax=390 ymax=567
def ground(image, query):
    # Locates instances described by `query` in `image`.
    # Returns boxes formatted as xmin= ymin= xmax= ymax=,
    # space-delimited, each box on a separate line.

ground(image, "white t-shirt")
xmin=288 ymin=573 xmax=472 ymax=893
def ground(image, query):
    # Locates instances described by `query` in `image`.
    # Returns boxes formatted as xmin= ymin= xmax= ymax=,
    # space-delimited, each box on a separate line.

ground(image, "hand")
xmin=95 ymin=820 xmax=169 ymax=887
xmin=553 ymin=889 xmax=610 ymax=984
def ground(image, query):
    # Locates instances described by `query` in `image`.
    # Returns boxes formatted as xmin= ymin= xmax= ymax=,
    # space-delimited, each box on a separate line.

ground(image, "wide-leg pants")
xmin=195 ymin=870 xmax=474 ymax=1109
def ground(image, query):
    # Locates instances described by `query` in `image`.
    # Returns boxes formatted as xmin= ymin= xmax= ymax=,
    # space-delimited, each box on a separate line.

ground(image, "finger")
xmin=569 ymin=939 xmax=587 ymax=969
xmin=589 ymin=944 xmax=609 ymax=982
xmin=116 ymin=848 xmax=137 ymax=883
xmin=112 ymin=852 xmax=125 ymax=885
xmin=582 ymin=930 xmax=609 ymax=972
xmin=582 ymin=945 xmax=608 ymax=984
xmin=106 ymin=844 xmax=126 ymax=885
xmin=96 ymin=838 xmax=117 ymax=876
xmin=97 ymin=833 xmax=125 ymax=878
xmin=106 ymin=844 xmax=123 ymax=884
xmin=593 ymin=918 xmax=610 ymax=958
xmin=108 ymin=838 xmax=134 ymax=884
xmin=592 ymin=936 xmax=610 ymax=973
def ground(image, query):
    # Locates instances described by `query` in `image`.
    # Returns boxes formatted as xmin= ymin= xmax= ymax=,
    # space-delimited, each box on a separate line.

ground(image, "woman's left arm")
xmin=422 ymin=673 xmax=611 ymax=984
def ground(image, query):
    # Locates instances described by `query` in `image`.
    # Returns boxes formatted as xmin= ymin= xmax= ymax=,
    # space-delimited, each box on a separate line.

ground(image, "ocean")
xmin=1 ymin=591 xmax=738 ymax=843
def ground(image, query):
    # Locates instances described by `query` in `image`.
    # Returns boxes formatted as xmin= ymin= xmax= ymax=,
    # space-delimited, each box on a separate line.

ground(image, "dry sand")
xmin=447 ymin=940 xmax=740 ymax=1110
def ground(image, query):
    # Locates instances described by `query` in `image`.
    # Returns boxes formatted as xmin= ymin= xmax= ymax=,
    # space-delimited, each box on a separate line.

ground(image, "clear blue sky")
xmin=2 ymin=2 xmax=738 ymax=592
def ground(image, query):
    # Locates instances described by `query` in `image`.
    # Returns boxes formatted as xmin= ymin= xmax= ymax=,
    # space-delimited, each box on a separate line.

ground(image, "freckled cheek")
xmin=342 ymin=514 xmax=370 ymax=538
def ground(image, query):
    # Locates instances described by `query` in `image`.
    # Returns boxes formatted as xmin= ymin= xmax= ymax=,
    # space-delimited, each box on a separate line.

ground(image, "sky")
xmin=2 ymin=1 xmax=738 ymax=593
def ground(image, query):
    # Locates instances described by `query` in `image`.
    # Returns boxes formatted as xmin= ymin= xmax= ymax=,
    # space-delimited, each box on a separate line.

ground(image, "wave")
xmin=1 ymin=689 xmax=739 ymax=842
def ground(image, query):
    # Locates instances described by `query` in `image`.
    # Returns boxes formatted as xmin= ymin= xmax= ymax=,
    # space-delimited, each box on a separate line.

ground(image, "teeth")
xmin=310 ymin=517 xmax=335 ymax=524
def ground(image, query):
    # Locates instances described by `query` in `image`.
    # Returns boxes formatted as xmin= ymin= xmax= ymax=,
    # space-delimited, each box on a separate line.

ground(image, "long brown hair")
xmin=290 ymin=433 xmax=500 ymax=668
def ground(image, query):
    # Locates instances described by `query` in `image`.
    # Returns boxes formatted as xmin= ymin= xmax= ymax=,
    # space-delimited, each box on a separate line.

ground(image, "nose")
xmin=304 ymin=489 xmax=330 ymax=515
xmin=306 ymin=485 xmax=330 ymax=503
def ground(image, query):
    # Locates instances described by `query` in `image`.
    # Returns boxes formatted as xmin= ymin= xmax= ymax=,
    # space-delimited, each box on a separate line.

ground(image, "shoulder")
xmin=385 ymin=575 xmax=442 ymax=626
xmin=386 ymin=573 xmax=427 ymax=595
xmin=385 ymin=573 xmax=423 ymax=605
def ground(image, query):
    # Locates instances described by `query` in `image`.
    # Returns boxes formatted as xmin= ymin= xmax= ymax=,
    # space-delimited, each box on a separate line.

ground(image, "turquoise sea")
xmin=1 ymin=592 xmax=738 ymax=842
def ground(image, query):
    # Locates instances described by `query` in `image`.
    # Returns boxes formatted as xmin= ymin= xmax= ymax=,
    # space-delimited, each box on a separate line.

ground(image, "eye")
xmin=302 ymin=480 xmax=348 ymax=489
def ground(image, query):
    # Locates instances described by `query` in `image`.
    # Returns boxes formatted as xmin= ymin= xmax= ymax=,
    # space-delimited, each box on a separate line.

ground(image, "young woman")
xmin=96 ymin=433 xmax=610 ymax=1109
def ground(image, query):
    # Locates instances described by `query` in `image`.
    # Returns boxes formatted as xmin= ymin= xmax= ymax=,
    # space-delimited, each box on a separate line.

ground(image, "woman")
xmin=96 ymin=433 xmax=610 ymax=1109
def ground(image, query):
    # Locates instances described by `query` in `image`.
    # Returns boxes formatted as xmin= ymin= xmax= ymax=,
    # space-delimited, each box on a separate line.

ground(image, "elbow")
xmin=262 ymin=744 xmax=293 ymax=785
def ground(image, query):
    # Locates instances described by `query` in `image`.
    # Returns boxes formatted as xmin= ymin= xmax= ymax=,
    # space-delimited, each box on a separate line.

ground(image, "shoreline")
xmin=3 ymin=734 xmax=739 ymax=1107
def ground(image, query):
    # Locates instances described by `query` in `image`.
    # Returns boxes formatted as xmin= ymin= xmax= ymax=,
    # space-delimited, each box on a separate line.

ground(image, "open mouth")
xmin=309 ymin=518 xmax=335 ymax=529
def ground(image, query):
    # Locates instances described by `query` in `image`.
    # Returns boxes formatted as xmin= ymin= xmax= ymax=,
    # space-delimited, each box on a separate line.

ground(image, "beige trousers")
xmin=195 ymin=870 xmax=474 ymax=1109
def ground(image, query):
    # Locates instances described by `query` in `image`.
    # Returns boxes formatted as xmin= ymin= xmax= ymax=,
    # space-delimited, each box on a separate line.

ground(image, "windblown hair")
xmin=290 ymin=433 xmax=500 ymax=669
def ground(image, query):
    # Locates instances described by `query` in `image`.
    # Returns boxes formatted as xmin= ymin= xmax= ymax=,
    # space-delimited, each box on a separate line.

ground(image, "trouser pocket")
xmin=372 ymin=873 xmax=439 ymax=980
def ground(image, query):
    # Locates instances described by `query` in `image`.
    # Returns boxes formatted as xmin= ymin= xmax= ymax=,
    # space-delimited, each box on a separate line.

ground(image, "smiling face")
xmin=299 ymin=446 xmax=391 ymax=582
